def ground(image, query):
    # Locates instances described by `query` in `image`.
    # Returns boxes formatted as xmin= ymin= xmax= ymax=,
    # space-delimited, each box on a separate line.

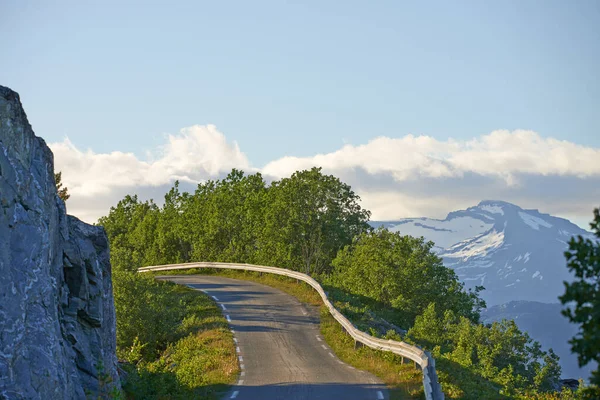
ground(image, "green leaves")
xmin=259 ymin=167 xmax=371 ymax=275
xmin=560 ymin=208 xmax=600 ymax=387
xmin=407 ymin=303 xmax=562 ymax=396
xmin=54 ymin=171 xmax=70 ymax=202
xmin=99 ymin=167 xmax=369 ymax=274
xmin=330 ymin=228 xmax=482 ymax=326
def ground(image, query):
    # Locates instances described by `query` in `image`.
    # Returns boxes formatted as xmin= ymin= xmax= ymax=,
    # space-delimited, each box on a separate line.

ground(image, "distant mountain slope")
xmin=482 ymin=301 xmax=596 ymax=380
xmin=372 ymin=200 xmax=595 ymax=306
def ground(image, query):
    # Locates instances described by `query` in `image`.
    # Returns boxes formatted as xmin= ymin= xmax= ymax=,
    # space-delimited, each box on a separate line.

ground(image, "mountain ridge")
xmin=370 ymin=200 xmax=595 ymax=306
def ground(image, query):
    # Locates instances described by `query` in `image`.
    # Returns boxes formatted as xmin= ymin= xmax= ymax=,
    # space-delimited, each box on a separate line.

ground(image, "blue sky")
xmin=2 ymin=1 xmax=599 ymax=225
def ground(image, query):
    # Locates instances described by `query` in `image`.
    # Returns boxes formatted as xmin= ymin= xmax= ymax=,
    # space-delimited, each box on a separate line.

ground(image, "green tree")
xmin=186 ymin=170 xmax=267 ymax=263
xmin=98 ymin=195 xmax=160 ymax=272
xmin=331 ymin=228 xmax=485 ymax=326
xmin=408 ymin=303 xmax=562 ymax=395
xmin=259 ymin=167 xmax=370 ymax=275
xmin=560 ymin=208 xmax=600 ymax=386
xmin=112 ymin=270 xmax=182 ymax=361
xmin=155 ymin=181 xmax=193 ymax=264
xmin=54 ymin=171 xmax=70 ymax=202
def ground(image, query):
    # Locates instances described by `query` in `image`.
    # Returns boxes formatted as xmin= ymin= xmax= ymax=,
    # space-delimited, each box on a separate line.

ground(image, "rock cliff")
xmin=0 ymin=86 xmax=120 ymax=399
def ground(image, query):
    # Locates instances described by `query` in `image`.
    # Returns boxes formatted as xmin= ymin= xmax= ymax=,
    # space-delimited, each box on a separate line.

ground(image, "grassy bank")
xmin=151 ymin=268 xmax=424 ymax=399
xmin=115 ymin=273 xmax=238 ymax=399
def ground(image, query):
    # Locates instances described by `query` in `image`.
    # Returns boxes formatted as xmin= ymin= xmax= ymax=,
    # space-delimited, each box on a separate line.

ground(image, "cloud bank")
xmin=50 ymin=127 xmax=600 ymax=227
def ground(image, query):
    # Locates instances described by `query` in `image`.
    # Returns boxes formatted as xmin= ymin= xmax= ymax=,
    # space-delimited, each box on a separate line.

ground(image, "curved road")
xmin=159 ymin=275 xmax=388 ymax=400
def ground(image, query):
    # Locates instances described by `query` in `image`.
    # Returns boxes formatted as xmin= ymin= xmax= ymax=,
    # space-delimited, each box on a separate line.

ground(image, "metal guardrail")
xmin=138 ymin=261 xmax=445 ymax=400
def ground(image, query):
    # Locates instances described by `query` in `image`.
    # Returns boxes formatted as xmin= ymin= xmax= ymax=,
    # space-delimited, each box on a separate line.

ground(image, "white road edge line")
xmin=236 ymin=346 xmax=241 ymax=353
xmin=316 ymin=336 xmax=322 ymax=342
xmin=212 ymin=295 xmax=219 ymax=301
xmin=377 ymin=390 xmax=384 ymax=399
xmin=226 ymin=315 xmax=231 ymax=322
xmin=230 ymin=391 xmax=239 ymax=399
xmin=238 ymin=355 xmax=243 ymax=362
xmin=240 ymin=363 xmax=245 ymax=369
xmin=321 ymin=344 xmax=327 ymax=350
xmin=328 ymin=352 xmax=334 ymax=358
xmin=221 ymin=304 xmax=227 ymax=310
xmin=241 ymin=371 xmax=245 ymax=377
xmin=233 ymin=338 xmax=238 ymax=343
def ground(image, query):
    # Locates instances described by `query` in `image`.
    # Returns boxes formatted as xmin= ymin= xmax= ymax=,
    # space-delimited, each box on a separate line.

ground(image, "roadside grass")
xmin=319 ymin=308 xmax=424 ymax=399
xmin=153 ymin=267 xmax=322 ymax=305
xmin=151 ymin=268 xmax=423 ymax=399
xmin=119 ymin=277 xmax=238 ymax=400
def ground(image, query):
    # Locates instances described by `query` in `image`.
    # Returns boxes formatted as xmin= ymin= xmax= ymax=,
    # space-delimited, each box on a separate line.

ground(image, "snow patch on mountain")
xmin=391 ymin=216 xmax=493 ymax=250
xmin=480 ymin=204 xmax=504 ymax=215
xmin=445 ymin=229 xmax=505 ymax=260
xmin=519 ymin=212 xmax=553 ymax=230
xmin=372 ymin=200 xmax=596 ymax=306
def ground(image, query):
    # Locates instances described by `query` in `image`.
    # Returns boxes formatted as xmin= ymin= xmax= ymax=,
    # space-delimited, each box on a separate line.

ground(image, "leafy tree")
xmin=560 ymin=208 xmax=600 ymax=386
xmin=259 ymin=167 xmax=371 ymax=275
xmin=112 ymin=270 xmax=183 ymax=361
xmin=155 ymin=181 xmax=193 ymax=264
xmin=54 ymin=171 xmax=70 ymax=202
xmin=188 ymin=170 xmax=267 ymax=263
xmin=98 ymin=195 xmax=160 ymax=271
xmin=408 ymin=303 xmax=562 ymax=396
xmin=331 ymin=228 xmax=485 ymax=326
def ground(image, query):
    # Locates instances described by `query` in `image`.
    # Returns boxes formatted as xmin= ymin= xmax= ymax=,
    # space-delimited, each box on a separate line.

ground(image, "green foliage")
xmin=99 ymin=167 xmax=370 ymax=274
xmin=187 ymin=170 xmax=268 ymax=263
xmin=407 ymin=303 xmax=562 ymax=397
xmin=330 ymin=228 xmax=485 ymax=326
xmin=560 ymin=208 xmax=600 ymax=387
xmin=93 ymin=359 xmax=123 ymax=400
xmin=258 ymin=167 xmax=371 ymax=275
xmin=54 ymin=171 xmax=70 ymax=202
xmin=98 ymin=195 xmax=161 ymax=271
xmin=113 ymin=271 xmax=183 ymax=361
xmin=114 ymin=272 xmax=236 ymax=399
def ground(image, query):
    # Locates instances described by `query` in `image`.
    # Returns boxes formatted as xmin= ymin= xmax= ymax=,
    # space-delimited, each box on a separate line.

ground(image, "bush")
xmin=407 ymin=303 xmax=562 ymax=398
xmin=329 ymin=228 xmax=485 ymax=327
xmin=113 ymin=272 xmax=237 ymax=399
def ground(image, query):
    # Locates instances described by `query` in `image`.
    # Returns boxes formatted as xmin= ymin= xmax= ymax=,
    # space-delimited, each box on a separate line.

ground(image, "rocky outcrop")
xmin=0 ymin=86 xmax=119 ymax=399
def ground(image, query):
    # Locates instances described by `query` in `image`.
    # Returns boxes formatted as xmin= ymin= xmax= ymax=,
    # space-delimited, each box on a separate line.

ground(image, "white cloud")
xmin=50 ymin=125 xmax=250 ymax=221
xmin=50 ymin=127 xmax=600 ymax=227
xmin=51 ymin=124 xmax=249 ymax=196
xmin=262 ymin=130 xmax=600 ymax=184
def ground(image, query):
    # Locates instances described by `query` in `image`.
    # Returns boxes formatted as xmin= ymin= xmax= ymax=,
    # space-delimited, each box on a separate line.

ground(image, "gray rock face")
xmin=0 ymin=86 xmax=119 ymax=399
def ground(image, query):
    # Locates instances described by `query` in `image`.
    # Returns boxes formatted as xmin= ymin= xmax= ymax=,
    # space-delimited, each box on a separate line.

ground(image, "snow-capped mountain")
xmin=372 ymin=200 xmax=596 ymax=306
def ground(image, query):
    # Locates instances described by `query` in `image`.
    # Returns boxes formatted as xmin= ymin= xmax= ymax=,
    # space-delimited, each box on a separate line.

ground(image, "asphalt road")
xmin=159 ymin=275 xmax=388 ymax=400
